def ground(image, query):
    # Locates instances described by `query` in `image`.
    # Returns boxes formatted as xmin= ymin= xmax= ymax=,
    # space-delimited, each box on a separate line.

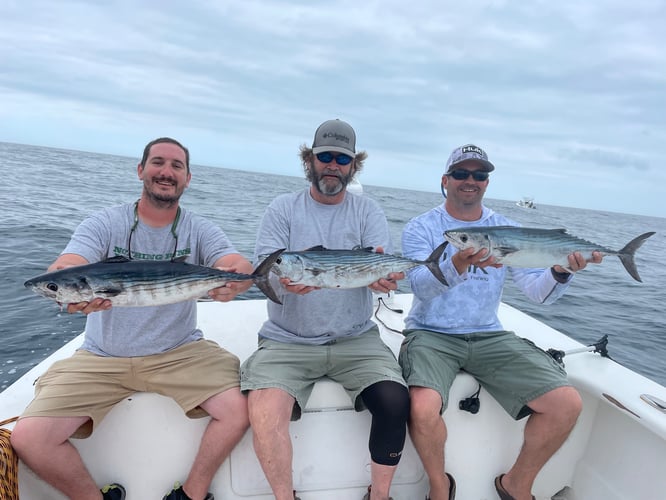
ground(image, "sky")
xmin=1 ymin=0 xmax=665 ymax=218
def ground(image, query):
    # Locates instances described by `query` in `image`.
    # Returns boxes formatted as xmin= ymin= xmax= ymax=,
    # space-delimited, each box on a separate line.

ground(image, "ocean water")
xmin=1 ymin=142 xmax=665 ymax=390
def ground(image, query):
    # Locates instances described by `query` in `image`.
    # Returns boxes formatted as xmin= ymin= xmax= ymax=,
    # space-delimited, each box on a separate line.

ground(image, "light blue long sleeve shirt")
xmin=402 ymin=204 xmax=572 ymax=334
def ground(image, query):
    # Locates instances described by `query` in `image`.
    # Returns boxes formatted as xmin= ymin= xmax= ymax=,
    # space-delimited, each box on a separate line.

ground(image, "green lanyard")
xmin=128 ymin=200 xmax=181 ymax=260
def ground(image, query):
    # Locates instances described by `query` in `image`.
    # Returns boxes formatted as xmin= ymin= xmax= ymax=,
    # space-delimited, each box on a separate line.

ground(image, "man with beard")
xmin=11 ymin=138 xmax=252 ymax=500
xmin=241 ymin=119 xmax=410 ymax=500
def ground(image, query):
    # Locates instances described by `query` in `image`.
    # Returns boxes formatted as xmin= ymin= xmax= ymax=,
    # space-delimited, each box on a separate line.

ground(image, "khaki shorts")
xmin=22 ymin=339 xmax=241 ymax=438
xmin=399 ymin=329 xmax=570 ymax=419
xmin=240 ymin=327 xmax=406 ymax=420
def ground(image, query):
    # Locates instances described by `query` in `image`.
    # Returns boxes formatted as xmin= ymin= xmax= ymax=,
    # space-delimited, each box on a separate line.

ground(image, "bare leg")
xmin=408 ymin=387 xmax=453 ymax=500
xmin=248 ymin=388 xmax=296 ymax=500
xmin=369 ymin=461 xmax=397 ymax=500
xmin=180 ymin=387 xmax=249 ymax=500
xmin=11 ymin=415 xmax=105 ymax=499
xmin=500 ymin=386 xmax=582 ymax=500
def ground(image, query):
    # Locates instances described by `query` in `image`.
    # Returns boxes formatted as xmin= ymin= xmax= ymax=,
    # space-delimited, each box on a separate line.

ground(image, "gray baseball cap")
xmin=445 ymin=144 xmax=495 ymax=173
xmin=312 ymin=119 xmax=356 ymax=156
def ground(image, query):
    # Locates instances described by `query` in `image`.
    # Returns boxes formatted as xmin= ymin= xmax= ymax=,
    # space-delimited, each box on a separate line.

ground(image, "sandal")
xmin=494 ymin=474 xmax=534 ymax=500
xmin=362 ymin=485 xmax=393 ymax=500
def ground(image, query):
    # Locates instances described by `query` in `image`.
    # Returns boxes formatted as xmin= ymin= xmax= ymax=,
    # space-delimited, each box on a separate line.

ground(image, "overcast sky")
xmin=2 ymin=1 xmax=664 ymax=217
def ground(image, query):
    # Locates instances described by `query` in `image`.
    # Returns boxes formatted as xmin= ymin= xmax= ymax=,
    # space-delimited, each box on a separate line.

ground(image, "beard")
xmin=143 ymin=177 xmax=184 ymax=207
xmin=311 ymin=169 xmax=353 ymax=196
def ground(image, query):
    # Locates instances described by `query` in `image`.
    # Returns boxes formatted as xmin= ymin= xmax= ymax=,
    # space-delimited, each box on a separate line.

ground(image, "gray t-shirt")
xmin=254 ymin=189 xmax=393 ymax=344
xmin=63 ymin=202 xmax=238 ymax=357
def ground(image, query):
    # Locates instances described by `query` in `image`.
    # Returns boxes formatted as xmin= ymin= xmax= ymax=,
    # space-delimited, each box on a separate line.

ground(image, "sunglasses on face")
xmin=447 ymin=169 xmax=489 ymax=181
xmin=315 ymin=152 xmax=353 ymax=166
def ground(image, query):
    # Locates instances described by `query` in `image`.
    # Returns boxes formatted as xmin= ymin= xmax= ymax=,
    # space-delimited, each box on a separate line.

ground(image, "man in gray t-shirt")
xmin=240 ymin=119 xmax=410 ymax=500
xmin=12 ymin=138 xmax=253 ymax=500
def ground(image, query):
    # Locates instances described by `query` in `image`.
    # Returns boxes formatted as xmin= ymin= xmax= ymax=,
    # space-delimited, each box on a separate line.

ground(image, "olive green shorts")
xmin=22 ymin=339 xmax=241 ymax=438
xmin=399 ymin=329 xmax=570 ymax=419
xmin=240 ymin=326 xmax=406 ymax=420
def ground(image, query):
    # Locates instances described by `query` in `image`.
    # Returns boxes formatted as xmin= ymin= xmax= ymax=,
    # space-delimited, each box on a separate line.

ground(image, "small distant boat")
xmin=516 ymin=197 xmax=536 ymax=209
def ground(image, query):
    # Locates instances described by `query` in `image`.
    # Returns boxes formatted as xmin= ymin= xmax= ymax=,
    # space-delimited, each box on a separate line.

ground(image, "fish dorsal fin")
xmin=351 ymin=245 xmax=374 ymax=252
xmin=305 ymin=245 xmax=328 ymax=251
xmin=102 ymin=256 xmax=132 ymax=264
xmin=171 ymin=255 xmax=189 ymax=263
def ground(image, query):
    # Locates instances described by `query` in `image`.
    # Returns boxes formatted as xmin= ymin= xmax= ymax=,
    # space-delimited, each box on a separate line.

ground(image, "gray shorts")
xmin=22 ymin=339 xmax=241 ymax=438
xmin=240 ymin=326 xmax=406 ymax=420
xmin=399 ymin=329 xmax=570 ymax=419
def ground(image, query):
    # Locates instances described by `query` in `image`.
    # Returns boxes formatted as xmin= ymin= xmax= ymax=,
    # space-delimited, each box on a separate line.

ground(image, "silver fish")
xmin=24 ymin=249 xmax=284 ymax=306
xmin=443 ymin=226 xmax=655 ymax=282
xmin=270 ymin=242 xmax=448 ymax=288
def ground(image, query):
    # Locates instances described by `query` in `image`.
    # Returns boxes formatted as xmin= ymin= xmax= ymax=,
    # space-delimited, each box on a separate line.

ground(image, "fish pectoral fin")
xmin=493 ymin=245 xmax=519 ymax=258
xmin=306 ymin=266 xmax=326 ymax=276
xmin=94 ymin=287 xmax=123 ymax=298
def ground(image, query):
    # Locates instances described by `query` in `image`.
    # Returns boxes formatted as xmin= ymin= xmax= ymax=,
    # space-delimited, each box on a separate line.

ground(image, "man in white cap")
xmin=241 ymin=119 xmax=410 ymax=500
xmin=399 ymin=144 xmax=602 ymax=500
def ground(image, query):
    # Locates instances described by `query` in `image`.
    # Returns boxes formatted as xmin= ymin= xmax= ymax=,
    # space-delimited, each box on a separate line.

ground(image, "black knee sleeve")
xmin=361 ymin=381 xmax=410 ymax=466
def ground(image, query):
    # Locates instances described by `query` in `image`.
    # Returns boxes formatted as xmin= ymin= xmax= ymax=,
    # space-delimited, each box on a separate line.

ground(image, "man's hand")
xmin=552 ymin=250 xmax=604 ymax=274
xmin=66 ymin=298 xmax=112 ymax=314
xmin=451 ymin=247 xmax=502 ymax=275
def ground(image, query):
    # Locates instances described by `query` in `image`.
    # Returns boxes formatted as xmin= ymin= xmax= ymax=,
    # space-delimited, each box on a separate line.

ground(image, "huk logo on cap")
xmin=461 ymin=145 xmax=485 ymax=156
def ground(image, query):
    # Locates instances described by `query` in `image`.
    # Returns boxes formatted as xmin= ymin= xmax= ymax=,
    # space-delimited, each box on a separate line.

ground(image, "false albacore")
xmin=24 ymin=249 xmax=284 ymax=306
xmin=269 ymin=242 xmax=448 ymax=288
xmin=443 ymin=226 xmax=655 ymax=282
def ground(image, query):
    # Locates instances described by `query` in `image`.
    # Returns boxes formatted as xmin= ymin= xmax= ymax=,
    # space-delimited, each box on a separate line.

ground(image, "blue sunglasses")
xmin=316 ymin=152 xmax=353 ymax=166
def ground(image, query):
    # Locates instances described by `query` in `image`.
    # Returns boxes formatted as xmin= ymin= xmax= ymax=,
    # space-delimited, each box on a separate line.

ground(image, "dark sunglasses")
xmin=447 ymin=169 xmax=489 ymax=181
xmin=316 ymin=152 xmax=353 ymax=166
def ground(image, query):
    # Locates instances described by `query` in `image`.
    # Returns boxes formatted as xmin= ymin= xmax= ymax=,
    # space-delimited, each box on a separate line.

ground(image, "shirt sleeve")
xmin=509 ymin=266 xmax=573 ymax=304
xmin=62 ymin=210 xmax=113 ymax=263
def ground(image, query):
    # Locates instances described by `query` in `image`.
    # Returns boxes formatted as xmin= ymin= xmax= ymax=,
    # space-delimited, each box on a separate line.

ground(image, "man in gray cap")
xmin=241 ymin=119 xmax=410 ymax=500
xmin=399 ymin=144 xmax=602 ymax=500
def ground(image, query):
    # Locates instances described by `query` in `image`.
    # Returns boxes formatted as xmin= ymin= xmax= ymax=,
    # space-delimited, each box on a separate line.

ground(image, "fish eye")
xmin=276 ymin=257 xmax=282 ymax=264
xmin=47 ymin=283 xmax=59 ymax=292
xmin=460 ymin=236 xmax=468 ymax=243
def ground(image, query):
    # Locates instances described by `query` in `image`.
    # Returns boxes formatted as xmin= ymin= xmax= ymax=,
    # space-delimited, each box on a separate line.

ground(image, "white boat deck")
xmin=2 ymin=294 xmax=666 ymax=499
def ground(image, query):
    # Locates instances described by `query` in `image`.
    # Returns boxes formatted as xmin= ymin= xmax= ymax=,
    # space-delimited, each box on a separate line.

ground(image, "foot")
xmin=426 ymin=472 xmax=455 ymax=500
xmin=101 ymin=483 xmax=126 ymax=500
xmin=162 ymin=482 xmax=214 ymax=500
xmin=494 ymin=474 xmax=534 ymax=500
xmin=362 ymin=485 xmax=394 ymax=500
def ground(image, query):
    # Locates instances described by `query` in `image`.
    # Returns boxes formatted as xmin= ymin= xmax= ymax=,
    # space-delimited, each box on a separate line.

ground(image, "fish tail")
xmin=425 ymin=241 xmax=449 ymax=286
xmin=618 ymin=232 xmax=655 ymax=282
xmin=252 ymin=248 xmax=285 ymax=304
